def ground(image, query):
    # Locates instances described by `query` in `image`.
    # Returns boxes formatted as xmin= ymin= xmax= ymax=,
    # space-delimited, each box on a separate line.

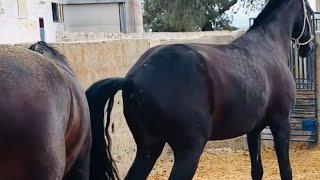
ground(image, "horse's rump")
xmin=0 ymin=45 xmax=91 ymax=179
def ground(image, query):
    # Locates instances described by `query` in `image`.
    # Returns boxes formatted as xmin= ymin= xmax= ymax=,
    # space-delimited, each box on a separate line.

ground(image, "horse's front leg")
xmin=270 ymin=114 xmax=292 ymax=180
xmin=247 ymin=128 xmax=264 ymax=180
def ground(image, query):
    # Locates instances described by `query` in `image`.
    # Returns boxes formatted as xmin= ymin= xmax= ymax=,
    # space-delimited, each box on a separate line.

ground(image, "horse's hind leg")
xmin=247 ymin=128 xmax=264 ymax=180
xmin=63 ymin=134 xmax=92 ymax=180
xmin=168 ymin=137 xmax=207 ymax=180
xmin=269 ymin=114 xmax=292 ymax=180
xmin=164 ymin=109 xmax=209 ymax=180
xmin=125 ymin=139 xmax=165 ymax=180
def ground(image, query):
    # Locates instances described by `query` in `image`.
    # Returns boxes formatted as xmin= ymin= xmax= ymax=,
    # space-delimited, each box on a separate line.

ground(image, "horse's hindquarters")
xmin=0 ymin=44 xmax=91 ymax=180
xmin=0 ymin=69 xmax=68 ymax=179
xmin=0 ymin=101 xmax=67 ymax=180
xmin=124 ymin=44 xmax=213 ymax=141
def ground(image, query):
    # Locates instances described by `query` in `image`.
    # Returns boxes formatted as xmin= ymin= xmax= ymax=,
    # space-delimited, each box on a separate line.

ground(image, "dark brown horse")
xmin=86 ymin=0 xmax=315 ymax=179
xmin=0 ymin=42 xmax=91 ymax=180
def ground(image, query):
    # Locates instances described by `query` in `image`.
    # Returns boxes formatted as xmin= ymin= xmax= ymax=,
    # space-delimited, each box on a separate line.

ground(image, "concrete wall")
xmin=0 ymin=0 xmax=63 ymax=44
xmin=56 ymin=30 xmax=242 ymax=42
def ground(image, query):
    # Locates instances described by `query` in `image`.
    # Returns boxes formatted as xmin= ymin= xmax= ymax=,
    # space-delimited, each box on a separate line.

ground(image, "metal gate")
xmin=250 ymin=13 xmax=319 ymax=142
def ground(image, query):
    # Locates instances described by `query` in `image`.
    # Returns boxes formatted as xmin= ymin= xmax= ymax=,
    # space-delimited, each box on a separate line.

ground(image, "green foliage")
xmin=143 ymin=0 xmax=264 ymax=32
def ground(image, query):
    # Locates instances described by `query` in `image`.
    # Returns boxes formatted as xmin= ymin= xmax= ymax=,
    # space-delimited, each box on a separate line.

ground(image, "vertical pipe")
xmin=130 ymin=0 xmax=143 ymax=33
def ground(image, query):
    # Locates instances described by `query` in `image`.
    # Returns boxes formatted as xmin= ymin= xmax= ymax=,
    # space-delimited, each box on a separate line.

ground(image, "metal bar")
xmin=302 ymin=57 xmax=305 ymax=89
xmin=261 ymin=138 xmax=317 ymax=142
xmin=298 ymin=56 xmax=301 ymax=89
xmin=119 ymin=2 xmax=126 ymax=33
xmin=312 ymin=12 xmax=318 ymax=142
xmin=262 ymin=133 xmax=317 ymax=136
xmin=290 ymin=139 xmax=317 ymax=142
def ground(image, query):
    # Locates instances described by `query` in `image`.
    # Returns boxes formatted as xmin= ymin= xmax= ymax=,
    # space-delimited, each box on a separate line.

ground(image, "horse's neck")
xmin=235 ymin=2 xmax=297 ymax=60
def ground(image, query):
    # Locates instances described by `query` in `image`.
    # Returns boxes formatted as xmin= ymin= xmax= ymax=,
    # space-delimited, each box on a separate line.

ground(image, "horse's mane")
xmin=250 ymin=0 xmax=290 ymax=30
xmin=29 ymin=41 xmax=74 ymax=74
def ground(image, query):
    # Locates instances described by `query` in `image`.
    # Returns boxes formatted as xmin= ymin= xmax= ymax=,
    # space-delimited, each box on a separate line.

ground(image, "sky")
xmin=230 ymin=0 xmax=316 ymax=29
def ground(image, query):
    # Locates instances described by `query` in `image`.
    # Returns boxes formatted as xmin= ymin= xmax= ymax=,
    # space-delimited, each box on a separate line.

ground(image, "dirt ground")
xmin=148 ymin=144 xmax=320 ymax=180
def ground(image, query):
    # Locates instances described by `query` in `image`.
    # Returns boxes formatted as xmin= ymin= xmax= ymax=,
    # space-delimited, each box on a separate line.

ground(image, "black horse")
xmin=0 ymin=42 xmax=92 ymax=180
xmin=86 ymin=0 xmax=315 ymax=179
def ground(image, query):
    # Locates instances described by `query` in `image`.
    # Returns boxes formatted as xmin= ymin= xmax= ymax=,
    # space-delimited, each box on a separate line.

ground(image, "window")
xmin=17 ymin=0 xmax=28 ymax=18
xmin=52 ymin=3 xmax=64 ymax=22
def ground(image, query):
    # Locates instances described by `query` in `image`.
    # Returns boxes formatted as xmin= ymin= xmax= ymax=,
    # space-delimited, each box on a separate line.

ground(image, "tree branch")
xmin=218 ymin=0 xmax=238 ymax=14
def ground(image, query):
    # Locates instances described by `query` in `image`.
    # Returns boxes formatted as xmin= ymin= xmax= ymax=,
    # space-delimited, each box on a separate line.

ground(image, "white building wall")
xmin=0 ymin=0 xmax=63 ymax=44
xmin=31 ymin=0 xmax=64 ymax=43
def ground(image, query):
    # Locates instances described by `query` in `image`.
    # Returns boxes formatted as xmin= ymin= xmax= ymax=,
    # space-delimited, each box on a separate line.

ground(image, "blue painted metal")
xmin=302 ymin=119 xmax=318 ymax=132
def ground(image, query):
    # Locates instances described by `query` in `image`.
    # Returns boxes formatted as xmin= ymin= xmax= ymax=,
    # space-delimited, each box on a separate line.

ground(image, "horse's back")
xmin=0 ymin=46 xmax=71 ymax=179
xmin=0 ymin=46 xmax=65 ymax=90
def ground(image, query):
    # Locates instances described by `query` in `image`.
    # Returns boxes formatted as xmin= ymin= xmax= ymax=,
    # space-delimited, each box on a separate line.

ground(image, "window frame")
xmin=17 ymin=0 xmax=28 ymax=19
xmin=52 ymin=2 xmax=64 ymax=23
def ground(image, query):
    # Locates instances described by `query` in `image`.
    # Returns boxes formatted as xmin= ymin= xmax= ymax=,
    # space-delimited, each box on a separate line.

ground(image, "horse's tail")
xmin=86 ymin=77 xmax=127 ymax=180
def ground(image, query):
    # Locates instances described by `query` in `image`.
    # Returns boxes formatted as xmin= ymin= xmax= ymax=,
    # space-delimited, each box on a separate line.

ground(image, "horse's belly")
xmin=209 ymin=84 xmax=268 ymax=140
xmin=210 ymin=109 xmax=265 ymax=140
